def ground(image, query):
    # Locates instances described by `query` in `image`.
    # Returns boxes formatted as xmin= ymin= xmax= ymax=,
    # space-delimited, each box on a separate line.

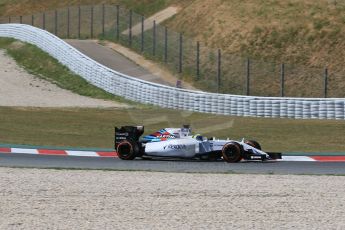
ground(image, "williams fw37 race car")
xmin=114 ymin=125 xmax=281 ymax=163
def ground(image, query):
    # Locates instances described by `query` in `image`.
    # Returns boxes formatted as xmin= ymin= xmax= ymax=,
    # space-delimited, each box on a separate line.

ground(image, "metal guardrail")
xmin=0 ymin=24 xmax=344 ymax=120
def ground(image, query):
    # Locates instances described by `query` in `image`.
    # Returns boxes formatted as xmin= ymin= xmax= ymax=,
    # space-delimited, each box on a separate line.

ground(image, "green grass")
xmin=0 ymin=38 xmax=136 ymax=105
xmin=0 ymin=107 xmax=344 ymax=152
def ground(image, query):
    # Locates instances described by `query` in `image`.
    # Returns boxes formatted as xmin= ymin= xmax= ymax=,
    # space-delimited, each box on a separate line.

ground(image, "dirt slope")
xmin=166 ymin=0 xmax=345 ymax=71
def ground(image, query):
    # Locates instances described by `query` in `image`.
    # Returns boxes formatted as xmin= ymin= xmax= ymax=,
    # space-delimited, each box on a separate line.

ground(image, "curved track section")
xmin=0 ymin=24 xmax=344 ymax=120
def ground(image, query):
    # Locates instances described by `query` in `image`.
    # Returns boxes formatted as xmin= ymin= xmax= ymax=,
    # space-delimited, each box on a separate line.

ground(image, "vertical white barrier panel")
xmin=185 ymin=93 xmax=194 ymax=112
xmin=272 ymin=100 xmax=278 ymax=118
xmin=199 ymin=94 xmax=206 ymax=113
xmin=319 ymin=101 xmax=327 ymax=119
xmin=264 ymin=100 xmax=272 ymax=118
xmin=210 ymin=95 xmax=218 ymax=114
xmin=204 ymin=94 xmax=210 ymax=113
xmin=180 ymin=92 xmax=187 ymax=110
xmin=294 ymin=101 xmax=303 ymax=119
xmin=229 ymin=98 xmax=237 ymax=115
xmin=223 ymin=95 xmax=232 ymax=115
xmin=243 ymin=98 xmax=250 ymax=117
xmin=237 ymin=98 xmax=244 ymax=116
xmin=335 ymin=101 xmax=344 ymax=120
xmin=302 ymin=101 xmax=311 ymax=119
xmin=326 ymin=101 xmax=335 ymax=120
xmin=310 ymin=101 xmax=319 ymax=119
xmin=193 ymin=93 xmax=200 ymax=112
xmin=256 ymin=100 xmax=265 ymax=117
xmin=249 ymin=99 xmax=257 ymax=117
xmin=279 ymin=100 xmax=288 ymax=118
xmin=287 ymin=100 xmax=295 ymax=118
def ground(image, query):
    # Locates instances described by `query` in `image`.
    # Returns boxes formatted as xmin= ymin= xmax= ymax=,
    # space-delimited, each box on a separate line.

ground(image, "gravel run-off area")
xmin=0 ymin=50 xmax=128 ymax=108
xmin=0 ymin=167 xmax=344 ymax=230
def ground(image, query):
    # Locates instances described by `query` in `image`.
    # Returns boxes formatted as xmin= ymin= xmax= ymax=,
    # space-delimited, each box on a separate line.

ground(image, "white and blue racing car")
xmin=114 ymin=125 xmax=281 ymax=163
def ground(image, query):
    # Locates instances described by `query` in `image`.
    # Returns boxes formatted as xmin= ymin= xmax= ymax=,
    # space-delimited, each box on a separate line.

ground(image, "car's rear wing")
xmin=114 ymin=126 xmax=144 ymax=149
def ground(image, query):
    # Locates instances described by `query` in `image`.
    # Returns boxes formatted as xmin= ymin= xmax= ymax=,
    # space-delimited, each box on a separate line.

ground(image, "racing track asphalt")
xmin=65 ymin=40 xmax=174 ymax=86
xmin=1 ymin=153 xmax=345 ymax=175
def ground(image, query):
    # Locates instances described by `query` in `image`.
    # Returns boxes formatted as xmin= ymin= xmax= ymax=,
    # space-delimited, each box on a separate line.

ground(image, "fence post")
xmin=196 ymin=41 xmax=200 ymax=80
xmin=8 ymin=16 xmax=11 ymax=23
xmin=20 ymin=16 xmax=22 ymax=24
xmin=280 ymin=63 xmax=285 ymax=97
xmin=90 ymin=6 xmax=94 ymax=38
xmin=324 ymin=67 xmax=328 ymax=98
xmin=179 ymin=33 xmax=183 ymax=73
xmin=116 ymin=5 xmax=120 ymax=40
xmin=78 ymin=6 xmax=81 ymax=38
xmin=217 ymin=49 xmax=221 ymax=93
xmin=153 ymin=20 xmax=156 ymax=56
xmin=54 ymin=10 xmax=58 ymax=35
xmin=246 ymin=58 xmax=250 ymax=96
xmin=164 ymin=27 xmax=168 ymax=63
xmin=141 ymin=15 xmax=144 ymax=52
xmin=129 ymin=10 xmax=132 ymax=47
xmin=102 ymin=4 xmax=105 ymax=37
xmin=31 ymin=15 xmax=34 ymax=26
xmin=67 ymin=7 xmax=70 ymax=38
xmin=43 ymin=12 xmax=46 ymax=30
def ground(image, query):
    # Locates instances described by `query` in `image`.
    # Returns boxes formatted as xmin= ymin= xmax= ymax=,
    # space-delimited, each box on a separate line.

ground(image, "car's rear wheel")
xmin=116 ymin=141 xmax=139 ymax=160
xmin=245 ymin=140 xmax=262 ymax=150
xmin=222 ymin=143 xmax=242 ymax=163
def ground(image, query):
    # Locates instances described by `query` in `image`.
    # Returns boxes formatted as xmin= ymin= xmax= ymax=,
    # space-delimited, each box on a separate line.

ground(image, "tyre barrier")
xmin=0 ymin=24 xmax=344 ymax=120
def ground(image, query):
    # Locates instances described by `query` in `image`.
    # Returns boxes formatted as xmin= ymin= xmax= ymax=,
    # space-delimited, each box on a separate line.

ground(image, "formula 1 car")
xmin=114 ymin=125 xmax=281 ymax=163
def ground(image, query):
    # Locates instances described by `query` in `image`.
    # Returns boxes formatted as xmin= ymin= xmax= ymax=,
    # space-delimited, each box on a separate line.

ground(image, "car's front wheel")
xmin=222 ymin=142 xmax=242 ymax=163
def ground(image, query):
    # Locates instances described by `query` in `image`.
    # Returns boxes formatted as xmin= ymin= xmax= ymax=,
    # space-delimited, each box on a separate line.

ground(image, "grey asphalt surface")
xmin=1 ymin=153 xmax=345 ymax=175
xmin=65 ymin=39 xmax=174 ymax=86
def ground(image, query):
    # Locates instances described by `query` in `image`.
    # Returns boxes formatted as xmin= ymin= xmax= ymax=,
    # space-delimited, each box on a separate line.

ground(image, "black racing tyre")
xmin=222 ymin=142 xmax=243 ymax=163
xmin=116 ymin=141 xmax=139 ymax=160
xmin=245 ymin=140 xmax=262 ymax=150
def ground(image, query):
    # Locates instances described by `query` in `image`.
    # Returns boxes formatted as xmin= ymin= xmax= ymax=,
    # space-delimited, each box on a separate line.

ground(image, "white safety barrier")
xmin=0 ymin=24 xmax=344 ymax=120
